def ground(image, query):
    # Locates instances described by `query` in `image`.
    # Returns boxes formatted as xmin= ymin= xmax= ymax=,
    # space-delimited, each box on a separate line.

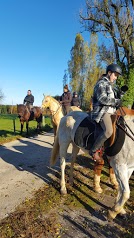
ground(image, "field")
xmin=0 ymin=114 xmax=52 ymax=144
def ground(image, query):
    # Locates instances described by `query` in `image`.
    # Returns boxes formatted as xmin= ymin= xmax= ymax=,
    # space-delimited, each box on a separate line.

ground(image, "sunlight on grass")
xmin=0 ymin=114 xmax=52 ymax=144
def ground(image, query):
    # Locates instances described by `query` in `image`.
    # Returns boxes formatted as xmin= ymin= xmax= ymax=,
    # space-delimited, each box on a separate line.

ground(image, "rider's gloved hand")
xmin=115 ymin=99 xmax=122 ymax=109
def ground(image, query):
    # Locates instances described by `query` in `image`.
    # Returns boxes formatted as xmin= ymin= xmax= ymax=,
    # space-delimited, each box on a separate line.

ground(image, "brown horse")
xmin=17 ymin=104 xmax=42 ymax=136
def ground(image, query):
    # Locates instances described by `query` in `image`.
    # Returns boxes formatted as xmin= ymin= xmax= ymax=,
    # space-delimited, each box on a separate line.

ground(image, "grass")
xmin=0 ymin=162 xmax=133 ymax=238
xmin=0 ymin=114 xmax=52 ymax=144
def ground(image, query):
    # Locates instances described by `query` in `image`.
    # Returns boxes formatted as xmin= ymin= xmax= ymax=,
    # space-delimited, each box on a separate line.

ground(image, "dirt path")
xmin=0 ymin=132 xmax=133 ymax=238
xmin=0 ymin=131 xmax=59 ymax=220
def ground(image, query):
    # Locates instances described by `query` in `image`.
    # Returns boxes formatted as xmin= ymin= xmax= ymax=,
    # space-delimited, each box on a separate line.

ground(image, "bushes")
xmin=0 ymin=105 xmax=17 ymax=114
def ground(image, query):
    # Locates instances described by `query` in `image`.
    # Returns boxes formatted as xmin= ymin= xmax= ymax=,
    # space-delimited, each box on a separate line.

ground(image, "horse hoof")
xmin=119 ymin=208 xmax=126 ymax=215
xmin=112 ymin=184 xmax=118 ymax=190
xmin=107 ymin=209 xmax=116 ymax=221
xmin=61 ymin=189 xmax=67 ymax=195
xmin=94 ymin=186 xmax=103 ymax=193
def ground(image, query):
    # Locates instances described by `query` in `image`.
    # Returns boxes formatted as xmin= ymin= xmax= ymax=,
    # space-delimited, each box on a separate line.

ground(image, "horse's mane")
xmin=17 ymin=104 xmax=26 ymax=108
xmin=46 ymin=95 xmax=60 ymax=106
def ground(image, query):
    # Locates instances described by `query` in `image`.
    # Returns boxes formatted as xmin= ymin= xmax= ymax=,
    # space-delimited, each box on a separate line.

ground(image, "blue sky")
xmin=0 ymin=0 xmax=88 ymax=106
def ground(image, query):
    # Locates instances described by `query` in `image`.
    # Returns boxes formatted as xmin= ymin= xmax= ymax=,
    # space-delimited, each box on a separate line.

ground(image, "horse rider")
xmin=60 ymin=84 xmax=72 ymax=115
xmin=23 ymin=90 xmax=34 ymax=111
xmin=90 ymin=63 xmax=122 ymax=161
xmin=71 ymin=92 xmax=80 ymax=108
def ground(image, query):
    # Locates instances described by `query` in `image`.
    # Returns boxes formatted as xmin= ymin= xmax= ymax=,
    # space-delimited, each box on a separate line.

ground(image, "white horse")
xmin=42 ymin=95 xmax=118 ymax=193
xmin=50 ymin=108 xmax=134 ymax=219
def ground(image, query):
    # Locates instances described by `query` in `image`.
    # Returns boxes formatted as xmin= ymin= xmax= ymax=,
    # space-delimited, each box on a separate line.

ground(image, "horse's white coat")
xmin=51 ymin=111 xmax=134 ymax=219
xmin=108 ymin=115 xmax=134 ymax=218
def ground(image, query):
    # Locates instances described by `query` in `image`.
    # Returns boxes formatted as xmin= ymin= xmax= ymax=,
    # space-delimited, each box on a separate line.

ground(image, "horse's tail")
xmin=50 ymin=135 xmax=59 ymax=166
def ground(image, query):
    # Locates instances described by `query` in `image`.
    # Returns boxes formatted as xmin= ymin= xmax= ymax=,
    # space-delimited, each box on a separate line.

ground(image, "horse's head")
xmin=17 ymin=104 xmax=26 ymax=114
xmin=17 ymin=104 xmax=30 ymax=121
xmin=41 ymin=95 xmax=51 ymax=110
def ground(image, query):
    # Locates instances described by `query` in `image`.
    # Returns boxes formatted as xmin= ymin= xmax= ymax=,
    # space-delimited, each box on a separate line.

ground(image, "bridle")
xmin=43 ymin=99 xmax=62 ymax=118
xmin=50 ymin=104 xmax=62 ymax=118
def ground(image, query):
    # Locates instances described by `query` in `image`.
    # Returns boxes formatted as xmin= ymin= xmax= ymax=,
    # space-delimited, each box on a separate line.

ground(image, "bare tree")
xmin=80 ymin=0 xmax=134 ymax=70
xmin=0 ymin=89 xmax=4 ymax=103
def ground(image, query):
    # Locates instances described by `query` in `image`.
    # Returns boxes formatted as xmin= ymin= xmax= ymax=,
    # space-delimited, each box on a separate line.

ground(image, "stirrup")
xmin=90 ymin=148 xmax=104 ymax=161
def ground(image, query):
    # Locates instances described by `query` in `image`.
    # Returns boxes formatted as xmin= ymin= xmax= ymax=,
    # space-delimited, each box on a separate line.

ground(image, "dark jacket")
xmin=71 ymin=97 xmax=80 ymax=107
xmin=60 ymin=91 xmax=72 ymax=106
xmin=23 ymin=94 xmax=34 ymax=105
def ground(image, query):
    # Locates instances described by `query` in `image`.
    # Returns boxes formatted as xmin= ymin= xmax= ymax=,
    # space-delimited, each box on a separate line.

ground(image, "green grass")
xmin=0 ymin=114 xmax=52 ymax=144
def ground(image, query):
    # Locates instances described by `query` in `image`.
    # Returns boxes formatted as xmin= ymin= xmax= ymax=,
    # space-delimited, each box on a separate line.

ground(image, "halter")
xmin=50 ymin=105 xmax=62 ymax=118
xmin=116 ymin=107 xmax=134 ymax=141
xmin=48 ymin=98 xmax=63 ymax=118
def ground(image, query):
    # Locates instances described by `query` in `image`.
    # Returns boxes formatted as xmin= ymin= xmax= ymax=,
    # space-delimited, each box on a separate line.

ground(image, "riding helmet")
xmin=106 ymin=63 xmax=122 ymax=75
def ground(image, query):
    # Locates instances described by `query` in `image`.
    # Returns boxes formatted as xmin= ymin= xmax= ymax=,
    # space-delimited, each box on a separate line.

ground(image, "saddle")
xmin=74 ymin=114 xmax=126 ymax=157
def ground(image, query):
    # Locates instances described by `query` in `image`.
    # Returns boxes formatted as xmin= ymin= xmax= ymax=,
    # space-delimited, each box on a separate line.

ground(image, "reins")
xmin=116 ymin=107 xmax=134 ymax=142
xmin=51 ymin=105 xmax=62 ymax=118
xmin=49 ymin=98 xmax=62 ymax=118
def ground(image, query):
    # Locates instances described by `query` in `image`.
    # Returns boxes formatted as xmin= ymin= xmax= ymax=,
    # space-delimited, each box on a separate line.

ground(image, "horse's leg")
xmin=39 ymin=121 xmax=42 ymax=131
xmin=69 ymin=143 xmax=80 ymax=186
xmin=118 ymin=167 xmax=134 ymax=216
xmin=20 ymin=122 xmax=24 ymax=134
xmin=36 ymin=116 xmax=42 ymax=133
xmin=93 ymin=158 xmax=104 ymax=193
xmin=60 ymin=142 xmax=70 ymax=195
xmin=109 ymin=166 xmax=118 ymax=190
xmin=108 ymin=165 xmax=133 ymax=220
xmin=53 ymin=123 xmax=57 ymax=142
xmin=36 ymin=121 xmax=40 ymax=133
xmin=39 ymin=114 xmax=42 ymax=132
xmin=26 ymin=121 xmax=29 ymax=136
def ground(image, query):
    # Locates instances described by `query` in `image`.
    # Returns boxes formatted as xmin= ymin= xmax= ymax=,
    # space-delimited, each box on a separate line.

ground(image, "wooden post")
xmin=13 ymin=119 xmax=16 ymax=134
xmin=42 ymin=115 xmax=45 ymax=126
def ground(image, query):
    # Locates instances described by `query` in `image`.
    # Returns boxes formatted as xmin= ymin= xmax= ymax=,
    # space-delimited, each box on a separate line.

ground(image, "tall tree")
xmin=68 ymin=33 xmax=90 ymax=105
xmin=84 ymin=34 xmax=103 ymax=108
xmin=0 ymin=89 xmax=4 ymax=103
xmin=63 ymin=70 xmax=68 ymax=87
xmin=80 ymin=0 xmax=134 ymax=107
xmin=80 ymin=0 xmax=134 ymax=69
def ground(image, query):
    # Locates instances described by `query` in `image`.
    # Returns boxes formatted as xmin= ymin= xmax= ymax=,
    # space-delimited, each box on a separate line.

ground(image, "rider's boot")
xmin=89 ymin=134 xmax=107 ymax=161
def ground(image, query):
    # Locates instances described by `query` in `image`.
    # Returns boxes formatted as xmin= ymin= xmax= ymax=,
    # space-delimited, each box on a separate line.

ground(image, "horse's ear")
xmin=43 ymin=93 xmax=45 ymax=97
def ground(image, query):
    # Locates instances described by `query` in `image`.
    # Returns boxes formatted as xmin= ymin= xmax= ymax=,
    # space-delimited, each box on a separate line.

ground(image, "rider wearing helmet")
xmin=71 ymin=92 xmax=80 ymax=107
xmin=90 ymin=63 xmax=122 ymax=161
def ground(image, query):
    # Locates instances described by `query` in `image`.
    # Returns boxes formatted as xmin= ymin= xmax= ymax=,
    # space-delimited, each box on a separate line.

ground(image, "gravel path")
xmin=0 ymin=132 xmax=58 ymax=220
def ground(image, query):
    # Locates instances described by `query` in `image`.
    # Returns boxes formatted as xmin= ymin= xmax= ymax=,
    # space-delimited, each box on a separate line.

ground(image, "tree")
xmin=0 ymin=89 xmax=4 ymax=103
xmin=84 ymin=34 xmax=103 ymax=108
xmin=80 ymin=0 xmax=134 ymax=68
xmin=68 ymin=33 xmax=91 ymax=106
xmin=80 ymin=0 xmax=134 ymax=107
xmin=63 ymin=70 xmax=68 ymax=88
xmin=123 ymin=68 xmax=134 ymax=107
